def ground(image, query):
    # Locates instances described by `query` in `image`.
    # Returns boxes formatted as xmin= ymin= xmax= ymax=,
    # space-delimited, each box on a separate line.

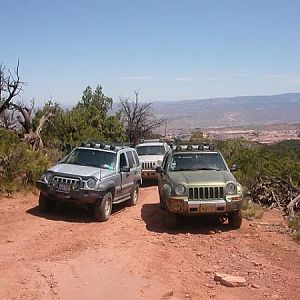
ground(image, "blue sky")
xmin=1 ymin=0 xmax=300 ymax=106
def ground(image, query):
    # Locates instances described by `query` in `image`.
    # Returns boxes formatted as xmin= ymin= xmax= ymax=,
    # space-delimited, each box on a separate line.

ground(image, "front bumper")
xmin=141 ymin=170 xmax=157 ymax=179
xmin=166 ymin=195 xmax=242 ymax=215
xmin=36 ymin=181 xmax=104 ymax=204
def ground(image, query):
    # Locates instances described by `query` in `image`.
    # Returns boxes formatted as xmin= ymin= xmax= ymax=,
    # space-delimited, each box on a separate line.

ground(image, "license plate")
xmin=200 ymin=204 xmax=216 ymax=212
xmin=57 ymin=183 xmax=70 ymax=192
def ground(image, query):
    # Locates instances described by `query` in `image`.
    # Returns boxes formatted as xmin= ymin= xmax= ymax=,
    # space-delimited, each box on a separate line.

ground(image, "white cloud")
xmin=264 ymin=73 xmax=300 ymax=84
xmin=205 ymin=77 xmax=217 ymax=81
xmin=226 ymin=69 xmax=248 ymax=81
xmin=264 ymin=74 xmax=288 ymax=80
xmin=173 ymin=77 xmax=194 ymax=82
xmin=117 ymin=76 xmax=153 ymax=80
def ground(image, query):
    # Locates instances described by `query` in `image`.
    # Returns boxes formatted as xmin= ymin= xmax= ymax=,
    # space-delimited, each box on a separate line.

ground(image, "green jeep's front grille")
xmin=189 ymin=186 xmax=224 ymax=200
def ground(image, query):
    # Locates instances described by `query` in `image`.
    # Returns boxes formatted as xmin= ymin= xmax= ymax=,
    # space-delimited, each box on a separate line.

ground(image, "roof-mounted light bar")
xmin=79 ymin=141 xmax=131 ymax=151
xmin=173 ymin=143 xmax=216 ymax=152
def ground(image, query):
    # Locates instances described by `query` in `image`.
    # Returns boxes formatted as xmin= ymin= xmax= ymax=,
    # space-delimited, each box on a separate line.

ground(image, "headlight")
xmin=86 ymin=178 xmax=97 ymax=189
xmin=225 ymin=182 xmax=236 ymax=195
xmin=40 ymin=172 xmax=52 ymax=183
xmin=175 ymin=184 xmax=186 ymax=195
xmin=156 ymin=160 xmax=162 ymax=166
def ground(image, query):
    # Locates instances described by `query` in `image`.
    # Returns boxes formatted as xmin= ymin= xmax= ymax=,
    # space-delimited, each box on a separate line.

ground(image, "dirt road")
xmin=0 ymin=185 xmax=299 ymax=300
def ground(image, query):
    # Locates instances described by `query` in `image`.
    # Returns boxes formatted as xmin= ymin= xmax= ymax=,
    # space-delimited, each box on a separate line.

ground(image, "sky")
xmin=1 ymin=0 xmax=300 ymax=106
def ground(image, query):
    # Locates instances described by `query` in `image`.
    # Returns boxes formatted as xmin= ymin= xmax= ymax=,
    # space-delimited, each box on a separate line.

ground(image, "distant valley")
xmin=150 ymin=93 xmax=300 ymax=133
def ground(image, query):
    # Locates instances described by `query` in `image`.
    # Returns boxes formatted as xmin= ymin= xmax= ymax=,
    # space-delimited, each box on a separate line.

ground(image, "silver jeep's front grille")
xmin=142 ymin=162 xmax=155 ymax=170
xmin=51 ymin=176 xmax=80 ymax=186
xmin=189 ymin=186 xmax=224 ymax=200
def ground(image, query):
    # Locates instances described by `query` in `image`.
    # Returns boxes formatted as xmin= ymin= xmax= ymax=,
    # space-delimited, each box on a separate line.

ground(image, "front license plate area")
xmin=57 ymin=183 xmax=70 ymax=192
xmin=200 ymin=204 xmax=216 ymax=212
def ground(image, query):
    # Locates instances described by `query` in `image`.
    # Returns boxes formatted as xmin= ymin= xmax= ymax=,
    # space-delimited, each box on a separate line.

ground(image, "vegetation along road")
xmin=0 ymin=185 xmax=299 ymax=300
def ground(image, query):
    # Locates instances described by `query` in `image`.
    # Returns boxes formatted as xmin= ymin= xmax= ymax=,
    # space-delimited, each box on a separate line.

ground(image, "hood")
xmin=169 ymin=170 xmax=236 ymax=185
xmin=50 ymin=163 xmax=114 ymax=179
xmin=139 ymin=155 xmax=164 ymax=162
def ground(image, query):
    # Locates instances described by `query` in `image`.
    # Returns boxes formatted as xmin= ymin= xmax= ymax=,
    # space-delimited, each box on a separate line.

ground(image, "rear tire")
xmin=95 ymin=192 xmax=113 ymax=222
xmin=165 ymin=207 xmax=177 ymax=229
xmin=228 ymin=210 xmax=242 ymax=229
xmin=128 ymin=184 xmax=139 ymax=206
xmin=39 ymin=193 xmax=51 ymax=213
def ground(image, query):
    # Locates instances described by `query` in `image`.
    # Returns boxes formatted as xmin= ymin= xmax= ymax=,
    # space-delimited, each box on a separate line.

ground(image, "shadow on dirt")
xmin=26 ymin=201 xmax=129 ymax=223
xmin=141 ymin=179 xmax=158 ymax=187
xmin=141 ymin=203 xmax=234 ymax=234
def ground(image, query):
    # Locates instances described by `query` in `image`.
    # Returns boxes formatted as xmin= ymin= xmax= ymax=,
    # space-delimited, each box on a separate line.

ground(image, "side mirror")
xmin=230 ymin=164 xmax=239 ymax=172
xmin=120 ymin=166 xmax=130 ymax=173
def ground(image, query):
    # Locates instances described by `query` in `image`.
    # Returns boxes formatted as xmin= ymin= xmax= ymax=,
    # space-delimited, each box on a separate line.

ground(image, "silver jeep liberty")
xmin=36 ymin=142 xmax=142 ymax=222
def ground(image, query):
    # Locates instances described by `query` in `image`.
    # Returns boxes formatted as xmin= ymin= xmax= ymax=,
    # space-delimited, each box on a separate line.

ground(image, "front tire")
xmin=39 ymin=193 xmax=51 ymax=213
xmin=159 ymin=188 xmax=165 ymax=210
xmin=95 ymin=192 xmax=113 ymax=222
xmin=228 ymin=210 xmax=242 ymax=229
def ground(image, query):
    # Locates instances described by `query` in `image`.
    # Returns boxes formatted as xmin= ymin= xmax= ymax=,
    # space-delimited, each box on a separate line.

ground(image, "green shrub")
xmin=0 ymin=129 xmax=52 ymax=194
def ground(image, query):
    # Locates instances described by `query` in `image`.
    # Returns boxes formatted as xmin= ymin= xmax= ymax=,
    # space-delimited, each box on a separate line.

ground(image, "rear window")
xmin=136 ymin=145 xmax=165 ymax=156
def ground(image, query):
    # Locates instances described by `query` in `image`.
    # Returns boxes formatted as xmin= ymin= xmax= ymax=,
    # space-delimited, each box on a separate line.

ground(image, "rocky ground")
xmin=0 ymin=184 xmax=299 ymax=300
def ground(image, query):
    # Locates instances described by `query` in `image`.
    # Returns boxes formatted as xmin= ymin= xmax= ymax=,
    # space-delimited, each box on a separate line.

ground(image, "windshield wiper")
xmin=194 ymin=167 xmax=220 ymax=171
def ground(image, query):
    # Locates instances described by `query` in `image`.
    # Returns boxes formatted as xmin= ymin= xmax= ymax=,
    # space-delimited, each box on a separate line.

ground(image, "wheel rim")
xmin=133 ymin=188 xmax=138 ymax=203
xmin=104 ymin=196 xmax=112 ymax=216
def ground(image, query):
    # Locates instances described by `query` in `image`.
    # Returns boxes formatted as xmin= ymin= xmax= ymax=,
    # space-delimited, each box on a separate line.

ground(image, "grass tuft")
xmin=242 ymin=198 xmax=264 ymax=220
xmin=288 ymin=214 xmax=300 ymax=241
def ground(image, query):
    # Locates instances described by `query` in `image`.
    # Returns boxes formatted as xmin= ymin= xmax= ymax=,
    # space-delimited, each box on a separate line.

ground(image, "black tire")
xmin=95 ymin=192 xmax=113 ymax=222
xmin=128 ymin=184 xmax=139 ymax=206
xmin=228 ymin=210 xmax=242 ymax=229
xmin=39 ymin=193 xmax=51 ymax=213
xmin=159 ymin=189 xmax=165 ymax=210
xmin=165 ymin=206 xmax=177 ymax=229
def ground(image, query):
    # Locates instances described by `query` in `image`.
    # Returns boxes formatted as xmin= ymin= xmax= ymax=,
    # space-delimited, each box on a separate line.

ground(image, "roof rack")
xmin=80 ymin=141 xmax=131 ymax=151
xmin=140 ymin=139 xmax=163 ymax=143
xmin=173 ymin=143 xmax=215 ymax=152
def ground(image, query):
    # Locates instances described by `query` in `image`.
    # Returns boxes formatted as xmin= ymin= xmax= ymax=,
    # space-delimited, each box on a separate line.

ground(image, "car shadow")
xmin=141 ymin=203 xmax=234 ymax=234
xmin=141 ymin=179 xmax=158 ymax=187
xmin=26 ymin=201 xmax=129 ymax=223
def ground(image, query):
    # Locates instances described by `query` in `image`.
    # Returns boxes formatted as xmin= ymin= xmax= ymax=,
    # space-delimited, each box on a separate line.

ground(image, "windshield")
xmin=63 ymin=148 xmax=116 ymax=170
xmin=169 ymin=153 xmax=227 ymax=171
xmin=136 ymin=145 xmax=165 ymax=156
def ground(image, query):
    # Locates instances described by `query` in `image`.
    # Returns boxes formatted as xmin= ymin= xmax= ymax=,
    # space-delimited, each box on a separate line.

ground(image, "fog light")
xmin=174 ymin=205 xmax=181 ymax=212
xmin=168 ymin=198 xmax=183 ymax=212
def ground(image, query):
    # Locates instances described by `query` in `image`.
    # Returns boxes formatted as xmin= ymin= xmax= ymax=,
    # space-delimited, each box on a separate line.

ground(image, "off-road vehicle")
xmin=36 ymin=142 xmax=142 ymax=222
xmin=135 ymin=139 xmax=170 ymax=180
xmin=156 ymin=144 xmax=243 ymax=229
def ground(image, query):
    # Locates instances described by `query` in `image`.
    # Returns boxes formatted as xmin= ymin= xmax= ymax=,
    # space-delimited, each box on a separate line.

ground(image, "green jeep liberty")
xmin=156 ymin=144 xmax=243 ymax=229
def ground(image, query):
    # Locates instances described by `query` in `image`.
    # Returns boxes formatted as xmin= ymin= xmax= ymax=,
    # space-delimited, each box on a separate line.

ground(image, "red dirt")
xmin=0 ymin=185 xmax=299 ymax=300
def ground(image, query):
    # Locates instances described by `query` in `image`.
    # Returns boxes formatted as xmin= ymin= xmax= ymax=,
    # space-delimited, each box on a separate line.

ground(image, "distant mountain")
xmin=150 ymin=93 xmax=300 ymax=132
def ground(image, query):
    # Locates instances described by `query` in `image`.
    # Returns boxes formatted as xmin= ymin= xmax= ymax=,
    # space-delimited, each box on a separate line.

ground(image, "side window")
xmin=132 ymin=151 xmax=140 ymax=167
xmin=126 ymin=151 xmax=135 ymax=168
xmin=119 ymin=153 xmax=127 ymax=169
